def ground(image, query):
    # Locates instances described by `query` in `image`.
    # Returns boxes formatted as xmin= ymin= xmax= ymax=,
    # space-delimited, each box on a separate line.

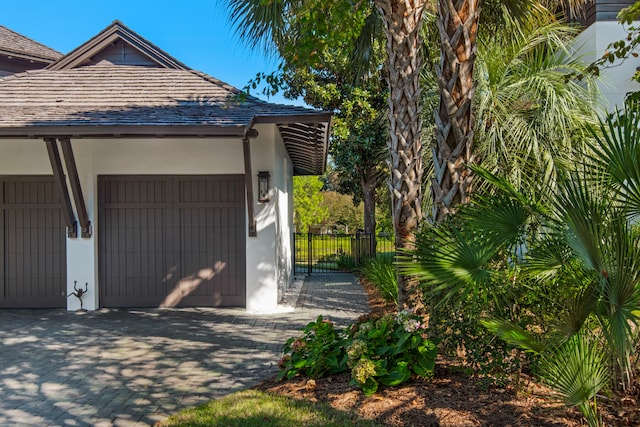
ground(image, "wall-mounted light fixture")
xmin=258 ymin=171 xmax=271 ymax=202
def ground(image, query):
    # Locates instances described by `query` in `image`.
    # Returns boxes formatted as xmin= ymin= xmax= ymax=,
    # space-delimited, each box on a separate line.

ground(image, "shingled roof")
xmin=0 ymin=21 xmax=330 ymax=175
xmin=0 ymin=25 xmax=62 ymax=63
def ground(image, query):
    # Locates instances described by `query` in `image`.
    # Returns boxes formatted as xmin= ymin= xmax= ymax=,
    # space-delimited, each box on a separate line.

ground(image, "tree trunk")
xmin=361 ymin=171 xmax=377 ymax=255
xmin=375 ymin=0 xmax=426 ymax=313
xmin=432 ymin=0 xmax=480 ymax=222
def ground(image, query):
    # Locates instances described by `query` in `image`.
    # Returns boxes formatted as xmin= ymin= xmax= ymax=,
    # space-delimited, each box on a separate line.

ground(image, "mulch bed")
xmin=253 ymin=276 xmax=640 ymax=426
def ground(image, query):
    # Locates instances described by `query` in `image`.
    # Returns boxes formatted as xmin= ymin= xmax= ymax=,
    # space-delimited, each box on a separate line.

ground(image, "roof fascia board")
xmin=253 ymin=113 xmax=333 ymax=125
xmin=0 ymin=125 xmax=256 ymax=139
xmin=0 ymin=48 xmax=56 ymax=64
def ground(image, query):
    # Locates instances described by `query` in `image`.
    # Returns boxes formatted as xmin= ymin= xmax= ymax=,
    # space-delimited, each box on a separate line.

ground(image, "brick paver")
xmin=0 ymin=273 xmax=370 ymax=426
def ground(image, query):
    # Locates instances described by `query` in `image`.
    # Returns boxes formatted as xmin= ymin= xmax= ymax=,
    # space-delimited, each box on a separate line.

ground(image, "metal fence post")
xmin=292 ymin=233 xmax=297 ymax=275
xmin=307 ymin=232 xmax=312 ymax=275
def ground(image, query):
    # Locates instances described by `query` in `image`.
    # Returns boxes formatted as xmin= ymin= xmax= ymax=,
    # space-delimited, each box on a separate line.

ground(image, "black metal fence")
xmin=293 ymin=232 xmax=394 ymax=274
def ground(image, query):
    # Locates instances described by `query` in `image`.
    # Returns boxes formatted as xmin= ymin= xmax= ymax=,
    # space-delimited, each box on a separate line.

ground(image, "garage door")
xmin=0 ymin=177 xmax=67 ymax=308
xmin=98 ymin=175 xmax=246 ymax=308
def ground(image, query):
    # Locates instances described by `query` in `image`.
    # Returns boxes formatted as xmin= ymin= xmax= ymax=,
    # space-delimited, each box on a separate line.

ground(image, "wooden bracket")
xmin=44 ymin=138 xmax=77 ymax=238
xmin=242 ymin=137 xmax=257 ymax=237
xmin=59 ymin=138 xmax=92 ymax=238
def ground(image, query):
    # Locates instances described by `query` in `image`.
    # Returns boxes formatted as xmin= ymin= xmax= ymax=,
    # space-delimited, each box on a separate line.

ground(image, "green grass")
xmin=294 ymin=235 xmax=395 ymax=273
xmin=294 ymin=235 xmax=353 ymax=262
xmin=157 ymin=389 xmax=381 ymax=427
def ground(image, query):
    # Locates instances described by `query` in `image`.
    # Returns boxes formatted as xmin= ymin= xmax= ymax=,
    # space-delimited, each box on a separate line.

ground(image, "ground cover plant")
xmin=277 ymin=312 xmax=437 ymax=396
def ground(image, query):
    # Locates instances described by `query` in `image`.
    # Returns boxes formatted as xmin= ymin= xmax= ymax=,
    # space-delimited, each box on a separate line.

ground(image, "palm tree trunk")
xmin=432 ymin=0 xmax=480 ymax=222
xmin=375 ymin=0 xmax=426 ymax=312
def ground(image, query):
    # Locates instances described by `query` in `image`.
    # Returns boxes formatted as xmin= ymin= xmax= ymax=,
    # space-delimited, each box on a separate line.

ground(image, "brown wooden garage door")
xmin=98 ymin=175 xmax=246 ymax=308
xmin=0 ymin=177 xmax=67 ymax=308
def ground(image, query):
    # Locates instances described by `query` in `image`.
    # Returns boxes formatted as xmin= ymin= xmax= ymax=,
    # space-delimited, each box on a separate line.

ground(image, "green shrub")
xmin=277 ymin=312 xmax=438 ymax=396
xmin=429 ymin=305 xmax=525 ymax=386
xmin=359 ymin=257 xmax=398 ymax=304
xmin=347 ymin=310 xmax=437 ymax=395
xmin=336 ymin=252 xmax=357 ymax=270
xmin=278 ymin=316 xmax=348 ymax=380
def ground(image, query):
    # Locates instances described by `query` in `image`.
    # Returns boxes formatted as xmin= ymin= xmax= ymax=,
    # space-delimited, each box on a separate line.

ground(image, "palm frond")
xmin=597 ymin=215 xmax=640 ymax=389
xmin=481 ymin=318 xmax=547 ymax=354
xmin=542 ymin=332 xmax=608 ymax=427
xmin=590 ymin=105 xmax=640 ymax=219
xmin=399 ymin=223 xmax=499 ymax=312
xmin=350 ymin=9 xmax=383 ymax=83
xmin=474 ymin=9 xmax=599 ymax=190
xmin=224 ymin=0 xmax=289 ymax=55
xmin=525 ymin=236 xmax=578 ymax=279
xmin=555 ymin=174 xmax=611 ymax=273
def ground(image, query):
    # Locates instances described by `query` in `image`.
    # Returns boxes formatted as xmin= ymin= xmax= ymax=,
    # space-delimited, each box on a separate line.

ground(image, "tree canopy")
xmin=293 ymin=176 xmax=328 ymax=233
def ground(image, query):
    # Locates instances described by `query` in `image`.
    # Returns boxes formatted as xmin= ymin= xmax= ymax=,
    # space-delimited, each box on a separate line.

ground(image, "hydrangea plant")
xmin=277 ymin=311 xmax=438 ymax=396
xmin=346 ymin=310 xmax=437 ymax=395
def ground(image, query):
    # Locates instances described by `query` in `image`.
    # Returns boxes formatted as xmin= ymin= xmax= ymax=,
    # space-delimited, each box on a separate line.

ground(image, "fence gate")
xmin=293 ymin=232 xmax=393 ymax=275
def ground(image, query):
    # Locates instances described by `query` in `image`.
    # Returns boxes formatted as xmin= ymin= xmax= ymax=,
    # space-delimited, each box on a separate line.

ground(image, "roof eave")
xmin=253 ymin=112 xmax=333 ymax=125
xmin=260 ymin=114 xmax=332 ymax=176
xmin=0 ymin=48 xmax=58 ymax=64
xmin=0 ymin=124 xmax=252 ymax=139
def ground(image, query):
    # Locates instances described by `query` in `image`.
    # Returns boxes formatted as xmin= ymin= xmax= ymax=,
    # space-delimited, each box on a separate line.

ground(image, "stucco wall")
xmin=273 ymin=127 xmax=294 ymax=301
xmin=244 ymin=124 xmax=294 ymax=312
xmin=0 ymin=125 xmax=293 ymax=312
xmin=574 ymin=21 xmax=640 ymax=111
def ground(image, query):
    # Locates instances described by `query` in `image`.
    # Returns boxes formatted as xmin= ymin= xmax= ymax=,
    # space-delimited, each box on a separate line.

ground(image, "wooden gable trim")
xmin=44 ymin=138 xmax=77 ymax=238
xmin=59 ymin=138 xmax=91 ymax=238
xmin=48 ymin=20 xmax=189 ymax=71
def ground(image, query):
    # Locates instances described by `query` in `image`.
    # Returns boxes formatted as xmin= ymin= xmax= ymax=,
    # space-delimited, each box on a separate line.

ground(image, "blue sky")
xmin=3 ymin=0 xmax=296 ymax=104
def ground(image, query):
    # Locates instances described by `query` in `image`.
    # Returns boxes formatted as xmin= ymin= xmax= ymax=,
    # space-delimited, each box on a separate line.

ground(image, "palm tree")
xmin=223 ymin=0 xmax=593 ymax=311
xmin=224 ymin=0 xmax=427 ymax=309
xmin=473 ymin=9 xmax=599 ymax=189
xmin=431 ymin=0 xmax=481 ymax=222
xmin=374 ymin=0 xmax=427 ymax=309
xmin=430 ymin=0 xmax=590 ymax=221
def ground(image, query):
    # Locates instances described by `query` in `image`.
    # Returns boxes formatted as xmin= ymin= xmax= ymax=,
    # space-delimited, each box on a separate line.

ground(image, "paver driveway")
xmin=0 ymin=274 xmax=370 ymax=426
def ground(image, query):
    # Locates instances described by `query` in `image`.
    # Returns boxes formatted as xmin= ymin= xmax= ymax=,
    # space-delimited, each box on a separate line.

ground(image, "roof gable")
xmin=48 ymin=20 xmax=188 ymax=70
xmin=0 ymin=21 xmax=332 ymax=175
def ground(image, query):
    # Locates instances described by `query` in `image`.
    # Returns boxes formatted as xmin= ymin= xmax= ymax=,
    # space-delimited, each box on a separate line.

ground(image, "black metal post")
xmin=307 ymin=232 xmax=312 ymax=275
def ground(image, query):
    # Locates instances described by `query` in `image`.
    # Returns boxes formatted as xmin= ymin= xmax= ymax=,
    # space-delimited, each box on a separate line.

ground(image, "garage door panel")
xmin=100 ymin=175 xmax=245 ymax=308
xmin=1 ymin=177 xmax=66 ymax=308
xmin=100 ymin=203 xmax=168 ymax=306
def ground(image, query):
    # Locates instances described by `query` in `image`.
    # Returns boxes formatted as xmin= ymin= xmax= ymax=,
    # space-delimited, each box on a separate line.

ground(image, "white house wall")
xmin=0 ymin=125 xmax=293 ymax=312
xmin=574 ymin=21 xmax=640 ymax=110
xmin=245 ymin=124 xmax=294 ymax=312
xmin=0 ymin=139 xmax=52 ymax=173
xmin=273 ymin=126 xmax=294 ymax=301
